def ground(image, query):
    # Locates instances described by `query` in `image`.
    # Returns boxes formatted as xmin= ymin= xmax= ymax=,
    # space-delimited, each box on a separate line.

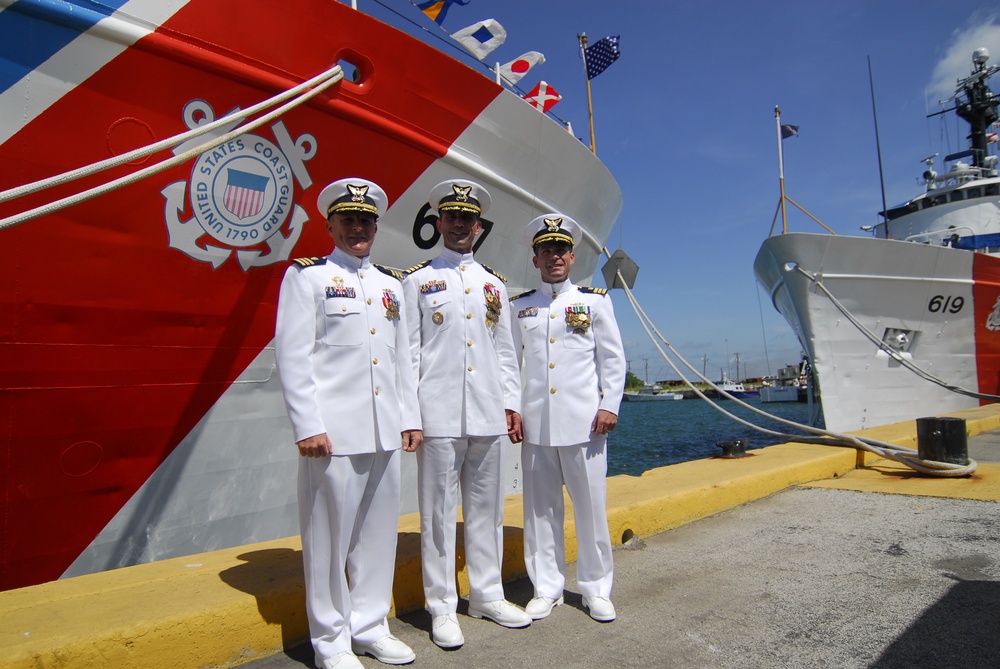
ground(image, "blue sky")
xmin=365 ymin=0 xmax=1000 ymax=383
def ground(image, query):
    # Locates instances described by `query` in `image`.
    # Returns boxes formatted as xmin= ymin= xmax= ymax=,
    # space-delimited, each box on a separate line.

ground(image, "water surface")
xmin=608 ymin=396 xmax=824 ymax=477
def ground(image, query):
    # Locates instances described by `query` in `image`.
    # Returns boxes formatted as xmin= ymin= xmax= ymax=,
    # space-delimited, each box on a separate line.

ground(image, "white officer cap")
xmin=524 ymin=213 xmax=581 ymax=249
xmin=428 ymin=179 xmax=492 ymax=216
xmin=316 ymin=178 xmax=388 ymax=220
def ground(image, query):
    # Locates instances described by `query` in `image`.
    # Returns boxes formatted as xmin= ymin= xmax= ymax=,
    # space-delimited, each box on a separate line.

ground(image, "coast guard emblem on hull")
xmin=987 ymin=296 xmax=1000 ymax=332
xmin=162 ymin=100 xmax=317 ymax=270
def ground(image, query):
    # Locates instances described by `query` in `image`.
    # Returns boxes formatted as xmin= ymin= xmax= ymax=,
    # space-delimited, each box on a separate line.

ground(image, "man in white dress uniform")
xmin=509 ymin=213 xmax=626 ymax=624
xmin=275 ymin=178 xmax=422 ymax=669
xmin=401 ymin=179 xmax=531 ymax=649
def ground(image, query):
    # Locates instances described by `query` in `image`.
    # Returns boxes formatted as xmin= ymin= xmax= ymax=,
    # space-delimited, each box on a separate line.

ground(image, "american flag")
xmin=584 ymin=35 xmax=621 ymax=80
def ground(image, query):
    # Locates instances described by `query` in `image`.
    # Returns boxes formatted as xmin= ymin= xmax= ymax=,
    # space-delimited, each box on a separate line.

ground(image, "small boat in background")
xmin=760 ymin=359 xmax=808 ymax=403
xmin=760 ymin=385 xmax=799 ymax=402
xmin=623 ymin=384 xmax=684 ymax=402
xmin=718 ymin=380 xmax=759 ymax=399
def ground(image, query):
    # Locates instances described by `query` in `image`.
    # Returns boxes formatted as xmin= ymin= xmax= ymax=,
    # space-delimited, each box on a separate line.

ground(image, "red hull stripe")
xmin=972 ymin=253 xmax=1000 ymax=402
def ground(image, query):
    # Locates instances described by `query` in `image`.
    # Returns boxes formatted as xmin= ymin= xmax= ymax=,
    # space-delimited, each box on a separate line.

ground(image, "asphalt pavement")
xmin=240 ymin=435 xmax=1000 ymax=669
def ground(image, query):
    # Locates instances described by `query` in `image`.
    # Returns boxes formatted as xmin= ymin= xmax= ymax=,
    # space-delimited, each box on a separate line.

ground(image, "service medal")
xmin=382 ymin=289 xmax=400 ymax=320
xmin=420 ymin=279 xmax=447 ymax=294
xmin=326 ymin=276 xmax=356 ymax=299
xmin=484 ymin=283 xmax=502 ymax=330
xmin=566 ymin=303 xmax=591 ymax=334
xmin=432 ymin=311 xmax=444 ymax=325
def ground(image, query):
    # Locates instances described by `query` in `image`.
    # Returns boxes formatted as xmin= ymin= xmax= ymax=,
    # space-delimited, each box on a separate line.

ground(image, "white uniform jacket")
xmin=402 ymin=248 xmax=521 ymax=438
xmin=275 ymin=247 xmax=421 ymax=453
xmin=510 ymin=280 xmax=626 ymax=447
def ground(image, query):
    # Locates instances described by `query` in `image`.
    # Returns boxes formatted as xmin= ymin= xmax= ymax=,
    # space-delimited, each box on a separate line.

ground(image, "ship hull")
xmin=0 ymin=0 xmax=622 ymax=589
xmin=754 ymin=233 xmax=1000 ymax=433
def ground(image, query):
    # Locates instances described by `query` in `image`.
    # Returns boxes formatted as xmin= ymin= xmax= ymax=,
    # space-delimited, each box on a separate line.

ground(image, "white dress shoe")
xmin=467 ymin=599 xmax=532 ymax=628
xmin=351 ymin=634 xmax=416 ymax=665
xmin=582 ymin=596 xmax=617 ymax=622
xmin=321 ymin=651 xmax=364 ymax=669
xmin=524 ymin=595 xmax=564 ymax=620
xmin=431 ymin=613 xmax=465 ymax=648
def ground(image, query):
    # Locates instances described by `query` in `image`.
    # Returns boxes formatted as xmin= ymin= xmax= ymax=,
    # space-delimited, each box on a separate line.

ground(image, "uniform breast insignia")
xmin=420 ymin=279 xmax=447 ymax=294
xmin=566 ymin=303 xmax=592 ymax=334
xmin=578 ymin=286 xmax=608 ymax=295
xmin=518 ymin=306 xmax=538 ymax=319
xmin=326 ymin=276 xmax=356 ymax=299
xmin=509 ymin=289 xmax=536 ymax=302
xmin=432 ymin=312 xmax=444 ymax=325
xmin=382 ymin=289 xmax=401 ymax=320
xmin=484 ymin=283 xmax=502 ymax=329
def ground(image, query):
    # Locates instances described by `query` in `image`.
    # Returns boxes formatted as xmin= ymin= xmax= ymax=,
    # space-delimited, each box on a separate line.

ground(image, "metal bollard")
xmin=916 ymin=416 xmax=969 ymax=465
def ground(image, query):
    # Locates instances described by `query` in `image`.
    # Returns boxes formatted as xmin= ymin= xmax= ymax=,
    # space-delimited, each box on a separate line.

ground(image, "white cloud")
xmin=927 ymin=11 xmax=1000 ymax=103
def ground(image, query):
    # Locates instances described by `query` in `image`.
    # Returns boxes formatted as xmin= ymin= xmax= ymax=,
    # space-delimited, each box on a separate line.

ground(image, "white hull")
xmin=754 ymin=233 xmax=995 ymax=432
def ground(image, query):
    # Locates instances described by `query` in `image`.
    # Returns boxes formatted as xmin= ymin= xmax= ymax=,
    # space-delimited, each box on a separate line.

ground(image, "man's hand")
xmin=297 ymin=433 xmax=332 ymax=458
xmin=591 ymin=409 xmax=618 ymax=435
xmin=506 ymin=409 xmax=523 ymax=444
xmin=402 ymin=429 xmax=423 ymax=452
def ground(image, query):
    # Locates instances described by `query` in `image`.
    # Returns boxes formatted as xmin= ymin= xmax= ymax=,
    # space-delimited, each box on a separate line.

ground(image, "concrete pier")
xmin=3 ymin=406 xmax=998 ymax=668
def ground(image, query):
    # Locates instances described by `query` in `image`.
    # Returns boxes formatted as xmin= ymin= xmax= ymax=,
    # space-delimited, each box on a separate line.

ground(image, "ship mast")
xmin=955 ymin=49 xmax=1000 ymax=169
xmin=930 ymin=48 xmax=999 ymax=170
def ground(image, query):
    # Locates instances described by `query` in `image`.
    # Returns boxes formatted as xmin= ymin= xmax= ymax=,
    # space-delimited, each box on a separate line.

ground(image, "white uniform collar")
xmin=439 ymin=246 xmax=475 ymax=266
xmin=546 ymin=279 xmax=575 ymax=298
xmin=331 ymin=246 xmax=371 ymax=271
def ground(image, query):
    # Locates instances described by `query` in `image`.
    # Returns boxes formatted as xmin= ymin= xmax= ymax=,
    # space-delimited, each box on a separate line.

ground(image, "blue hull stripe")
xmin=0 ymin=0 xmax=133 ymax=96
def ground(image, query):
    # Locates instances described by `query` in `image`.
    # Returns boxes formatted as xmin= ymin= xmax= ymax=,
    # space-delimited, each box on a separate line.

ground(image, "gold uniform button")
xmin=374 ymin=388 xmax=380 ymax=396
xmin=341 ymin=306 xmax=347 ymax=312
xmin=359 ymin=271 xmax=365 ymax=278
xmin=465 ymin=288 xmax=471 ymax=294
xmin=468 ymin=366 xmax=473 ymax=372
xmin=460 ymin=266 xmax=467 ymax=271
xmin=370 ymin=328 xmax=376 ymax=335
xmin=466 ymin=313 xmax=472 ymax=319
xmin=549 ymin=337 xmax=555 ymax=343
xmin=372 ymin=358 xmax=378 ymax=365
xmin=367 ymin=298 xmax=372 ymax=305
xmin=550 ymin=388 xmax=557 ymax=394
xmin=467 ymin=340 xmax=473 ymax=347
xmin=549 ymin=362 xmax=556 ymax=368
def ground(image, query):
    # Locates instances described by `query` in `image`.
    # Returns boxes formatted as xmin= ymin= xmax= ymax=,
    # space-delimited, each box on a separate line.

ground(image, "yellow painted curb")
xmin=2 ymin=404 xmax=998 ymax=668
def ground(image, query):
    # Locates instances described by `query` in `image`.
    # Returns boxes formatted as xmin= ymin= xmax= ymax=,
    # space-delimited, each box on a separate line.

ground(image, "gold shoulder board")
xmin=509 ymin=289 xmax=536 ymax=301
xmin=481 ymin=264 xmax=508 ymax=283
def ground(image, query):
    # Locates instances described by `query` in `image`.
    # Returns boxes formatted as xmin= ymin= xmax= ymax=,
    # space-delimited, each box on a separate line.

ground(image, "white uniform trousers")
xmin=298 ymin=450 xmax=400 ymax=660
xmin=522 ymin=436 xmax=614 ymax=600
xmin=418 ymin=435 xmax=505 ymax=615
